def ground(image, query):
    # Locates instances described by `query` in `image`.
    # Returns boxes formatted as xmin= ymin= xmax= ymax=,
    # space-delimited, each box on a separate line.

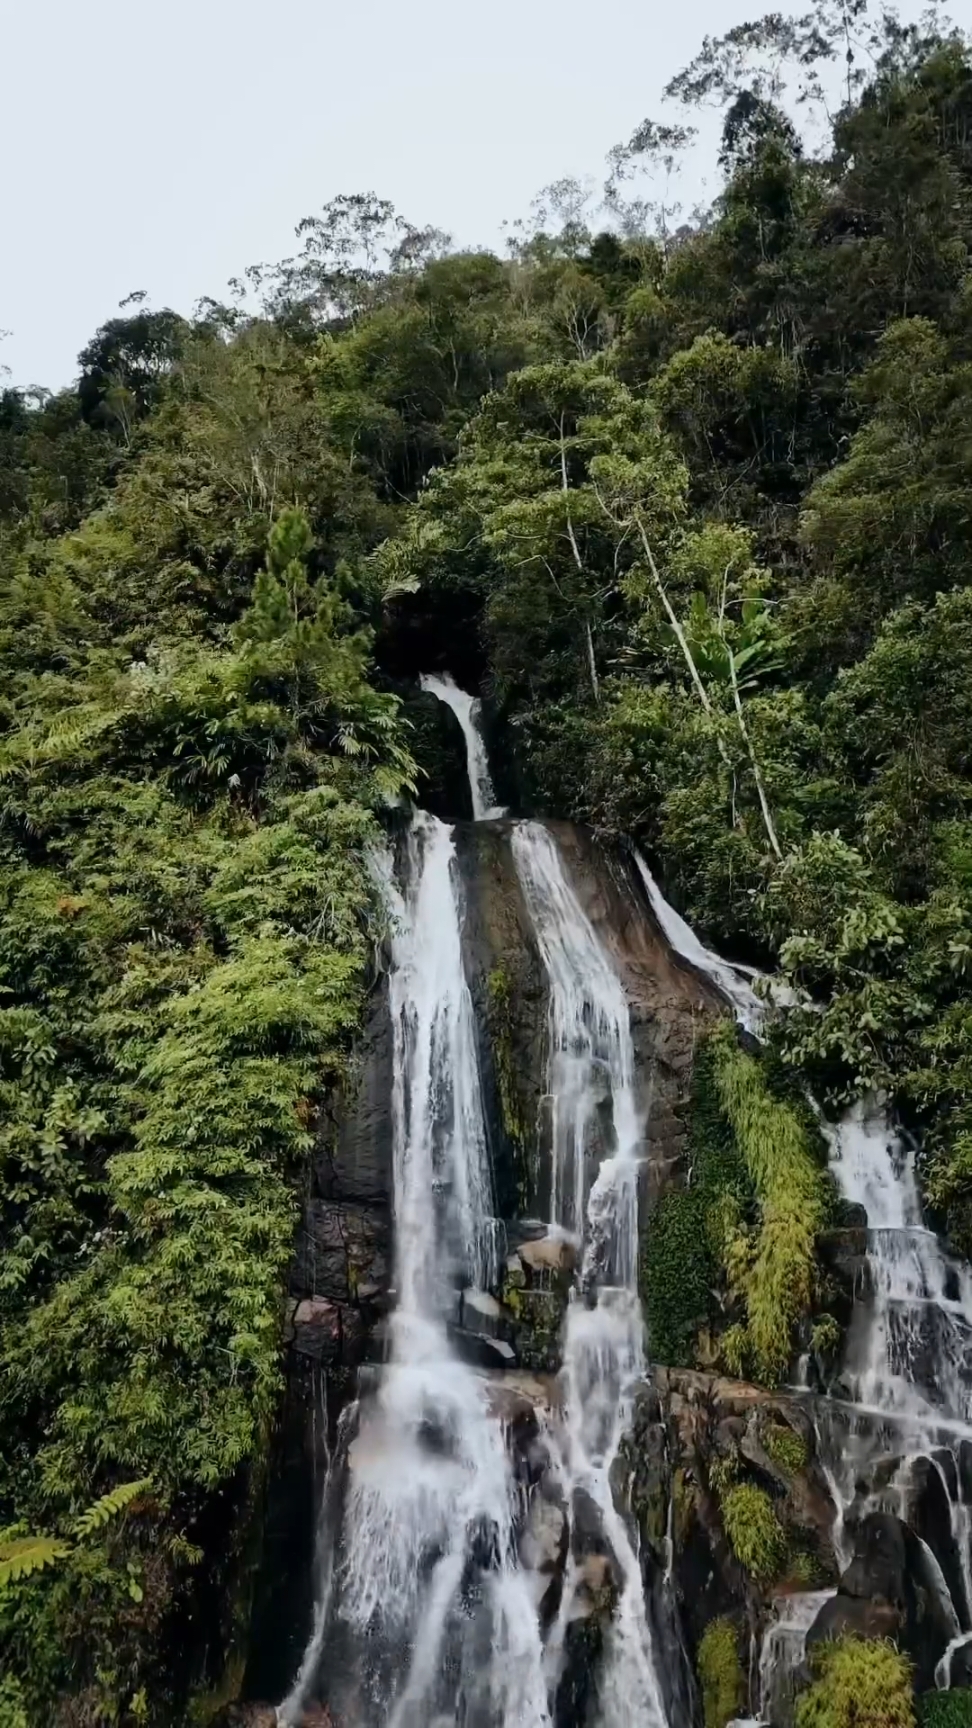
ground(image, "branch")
xmin=558 ymin=414 xmax=599 ymax=702
xmin=727 ymin=646 xmax=783 ymax=860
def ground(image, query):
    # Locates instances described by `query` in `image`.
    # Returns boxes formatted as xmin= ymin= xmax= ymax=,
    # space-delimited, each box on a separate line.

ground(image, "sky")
xmin=4 ymin=0 xmax=934 ymax=391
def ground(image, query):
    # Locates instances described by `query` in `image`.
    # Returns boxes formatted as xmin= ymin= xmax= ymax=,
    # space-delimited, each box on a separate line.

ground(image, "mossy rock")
xmin=698 ymin=1617 xmax=746 ymax=1728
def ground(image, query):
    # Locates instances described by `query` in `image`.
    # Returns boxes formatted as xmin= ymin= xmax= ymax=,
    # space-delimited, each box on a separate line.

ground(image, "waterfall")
xmin=281 ymin=812 xmax=548 ymax=1727
xmin=817 ymin=1102 xmax=972 ymax=1687
xmin=629 ymin=856 xmax=972 ymax=1704
xmin=511 ymin=821 xmax=672 ymax=1728
xmin=631 ymin=852 xmax=765 ymax=1035
xmin=420 ymin=672 xmax=503 ymax=821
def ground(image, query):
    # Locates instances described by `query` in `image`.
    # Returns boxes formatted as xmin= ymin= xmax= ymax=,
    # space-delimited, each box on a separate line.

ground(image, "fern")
xmin=73 ymin=1478 xmax=153 ymax=1539
xmin=0 ymin=1536 xmax=71 ymax=1587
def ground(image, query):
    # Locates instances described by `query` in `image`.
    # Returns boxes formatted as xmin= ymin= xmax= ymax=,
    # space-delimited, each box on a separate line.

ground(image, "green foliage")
xmin=698 ymin=1617 xmax=746 ymax=1728
xmin=642 ymin=1039 xmax=748 ymax=1366
xmin=0 ymin=492 xmax=408 ymax=1716
xmin=920 ymin=1692 xmax=972 ymax=1728
xmin=0 ymin=1535 xmax=71 ymax=1587
xmin=721 ymin=1482 xmax=787 ymax=1582
xmin=711 ymin=1027 xmax=826 ymax=1383
xmin=643 ymin=1031 xmax=826 ymax=1383
xmin=763 ymin=1422 xmax=808 ymax=1475
xmin=8 ymin=11 xmax=972 ymax=1712
xmin=795 ymin=1637 xmax=915 ymax=1728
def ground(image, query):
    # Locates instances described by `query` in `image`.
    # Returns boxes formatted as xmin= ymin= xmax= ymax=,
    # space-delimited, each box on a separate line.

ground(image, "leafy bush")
xmin=0 ymin=507 xmax=410 ymax=1717
xmin=721 ymin=1482 xmax=787 ymax=1582
xmin=698 ymin=1617 xmax=746 ymax=1728
xmin=796 ymin=1637 xmax=914 ymax=1728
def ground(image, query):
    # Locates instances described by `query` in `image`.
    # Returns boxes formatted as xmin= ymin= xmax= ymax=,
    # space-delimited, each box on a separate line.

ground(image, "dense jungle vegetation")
xmin=3 ymin=2 xmax=972 ymax=1719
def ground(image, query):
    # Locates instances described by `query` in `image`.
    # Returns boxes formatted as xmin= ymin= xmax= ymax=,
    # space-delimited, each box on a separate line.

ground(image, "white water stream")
xmin=281 ymin=811 xmax=548 ymax=1727
xmin=511 ymin=822 xmax=671 ymax=1728
xmin=420 ymin=672 xmax=503 ymax=821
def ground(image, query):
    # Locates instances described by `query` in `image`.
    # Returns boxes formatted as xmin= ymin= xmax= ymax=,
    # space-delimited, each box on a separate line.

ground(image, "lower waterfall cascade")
xmin=275 ymin=675 xmax=972 ymax=1727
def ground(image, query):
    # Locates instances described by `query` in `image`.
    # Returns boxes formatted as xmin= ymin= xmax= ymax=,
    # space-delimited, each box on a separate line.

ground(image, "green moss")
xmin=642 ymin=1041 xmax=750 ymax=1366
xmin=920 ymin=1693 xmax=972 ymax=1728
xmin=721 ymin=1482 xmax=787 ymax=1583
xmin=812 ymin=1315 xmax=843 ymax=1359
xmin=711 ymin=1027 xmax=826 ymax=1386
xmin=788 ymin=1547 xmax=826 ymax=1589
xmin=796 ymin=1636 xmax=914 ymax=1728
xmin=763 ymin=1421 xmax=809 ymax=1475
xmin=486 ymin=965 xmax=534 ymax=1208
xmin=698 ymin=1618 xmax=746 ymax=1728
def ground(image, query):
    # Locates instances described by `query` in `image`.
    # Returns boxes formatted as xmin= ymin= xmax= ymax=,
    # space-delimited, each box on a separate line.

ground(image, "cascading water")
xmin=633 ymin=849 xmax=972 ymax=1705
xmin=511 ymin=822 xmax=672 ymax=1728
xmin=419 ymin=672 xmax=503 ymax=821
xmin=281 ymin=811 xmax=548 ymax=1728
xmin=283 ymin=665 xmax=972 ymax=1726
xmin=817 ymin=1102 xmax=972 ymax=1686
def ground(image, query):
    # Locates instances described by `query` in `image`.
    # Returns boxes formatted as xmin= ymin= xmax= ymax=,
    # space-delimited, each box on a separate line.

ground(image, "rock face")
xmin=807 ymin=1511 xmax=958 ymax=1692
xmin=242 ymin=970 xmax=395 ymax=1703
xmin=617 ymin=1369 xmax=841 ymax=1724
xmin=454 ymin=818 xmax=724 ymax=1225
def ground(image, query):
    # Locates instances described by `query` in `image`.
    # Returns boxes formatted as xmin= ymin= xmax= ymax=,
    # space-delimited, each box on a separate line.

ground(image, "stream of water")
xmin=281 ymin=811 xmax=548 ymax=1727
xmin=511 ymin=822 xmax=672 ymax=1728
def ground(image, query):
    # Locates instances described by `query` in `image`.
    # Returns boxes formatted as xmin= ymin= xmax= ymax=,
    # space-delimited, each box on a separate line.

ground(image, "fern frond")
xmin=73 ymin=1478 xmax=154 ymax=1539
xmin=0 ymin=1536 xmax=71 ymax=1586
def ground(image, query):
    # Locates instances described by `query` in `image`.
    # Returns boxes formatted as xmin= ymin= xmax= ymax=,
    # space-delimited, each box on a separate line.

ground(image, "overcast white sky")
xmin=4 ymin=0 xmax=933 ymax=391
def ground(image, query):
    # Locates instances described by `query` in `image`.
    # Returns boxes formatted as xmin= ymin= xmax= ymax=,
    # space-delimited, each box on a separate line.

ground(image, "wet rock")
xmin=951 ymin=1638 xmax=972 ymax=1686
xmin=839 ymin=1511 xmax=907 ymax=1604
xmin=519 ymin=1234 xmax=576 ymax=1275
xmin=483 ymin=1370 xmax=561 ymax=1423
xmin=317 ymin=977 xmax=394 ymax=1211
xmin=450 ymin=1327 xmax=516 ymax=1370
xmin=506 ymin=1287 xmax=567 ymax=1373
xmin=811 ymin=1511 xmax=956 ymax=1691
xmin=292 ymin=1297 xmax=340 ymax=1362
xmin=520 ymin=1492 xmax=568 ymax=1574
xmin=460 ymin=1288 xmax=507 ymax=1339
xmin=289 ymin=1200 xmax=389 ymax=1307
xmin=807 ymin=1592 xmax=901 ymax=1645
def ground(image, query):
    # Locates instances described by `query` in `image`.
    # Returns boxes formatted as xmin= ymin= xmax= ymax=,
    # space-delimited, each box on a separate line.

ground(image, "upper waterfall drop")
xmin=419 ymin=672 xmax=504 ymax=821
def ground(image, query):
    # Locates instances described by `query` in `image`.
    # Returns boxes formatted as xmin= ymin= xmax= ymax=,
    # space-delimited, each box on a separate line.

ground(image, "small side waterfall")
xmin=512 ymin=822 xmax=672 ymax=1728
xmin=629 ymin=849 xmax=972 ymax=1708
xmin=817 ymin=1103 xmax=972 ymax=1688
xmin=632 ymin=852 xmax=764 ymax=1035
xmin=420 ymin=672 xmax=503 ymax=821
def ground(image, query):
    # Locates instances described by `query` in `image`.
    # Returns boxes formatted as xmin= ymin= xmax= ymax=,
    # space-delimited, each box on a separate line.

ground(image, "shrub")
xmin=698 ymin=1617 xmax=746 ymax=1728
xmin=721 ymin=1482 xmax=787 ymax=1582
xmin=796 ymin=1637 xmax=914 ymax=1728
